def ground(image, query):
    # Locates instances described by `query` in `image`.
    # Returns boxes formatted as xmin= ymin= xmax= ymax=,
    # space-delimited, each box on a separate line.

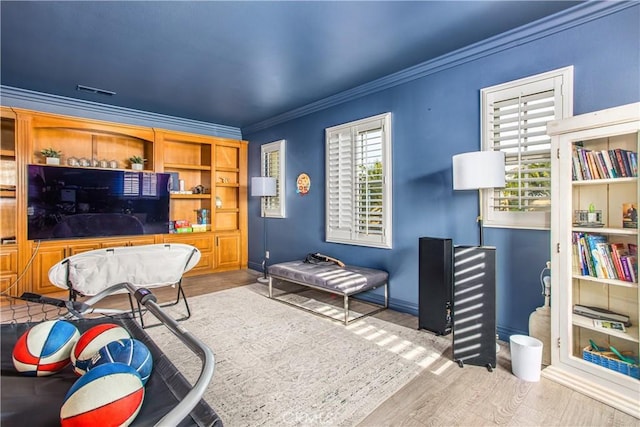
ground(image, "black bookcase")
xmin=418 ymin=237 xmax=453 ymax=336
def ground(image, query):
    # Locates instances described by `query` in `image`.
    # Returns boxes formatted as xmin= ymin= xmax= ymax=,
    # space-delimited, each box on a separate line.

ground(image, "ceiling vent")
xmin=76 ymin=84 xmax=116 ymax=96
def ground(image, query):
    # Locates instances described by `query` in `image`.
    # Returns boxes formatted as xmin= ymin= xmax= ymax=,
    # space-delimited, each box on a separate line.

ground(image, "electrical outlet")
xmin=265 ymin=250 xmax=270 ymax=259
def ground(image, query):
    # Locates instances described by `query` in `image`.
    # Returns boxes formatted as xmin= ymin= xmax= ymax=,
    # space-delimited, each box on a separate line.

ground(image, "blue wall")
xmin=244 ymin=5 xmax=640 ymax=339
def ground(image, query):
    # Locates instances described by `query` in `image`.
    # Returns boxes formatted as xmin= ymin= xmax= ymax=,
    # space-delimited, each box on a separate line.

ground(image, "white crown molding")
xmin=0 ymin=85 xmax=242 ymax=140
xmin=243 ymin=1 xmax=636 ymax=134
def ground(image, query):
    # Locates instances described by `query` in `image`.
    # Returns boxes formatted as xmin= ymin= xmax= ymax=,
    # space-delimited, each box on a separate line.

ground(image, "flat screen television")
xmin=28 ymin=165 xmax=170 ymax=240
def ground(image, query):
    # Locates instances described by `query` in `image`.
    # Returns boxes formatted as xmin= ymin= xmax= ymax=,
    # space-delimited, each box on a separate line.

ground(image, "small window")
xmin=481 ymin=66 xmax=573 ymax=230
xmin=325 ymin=113 xmax=392 ymax=248
xmin=261 ymin=140 xmax=286 ymax=218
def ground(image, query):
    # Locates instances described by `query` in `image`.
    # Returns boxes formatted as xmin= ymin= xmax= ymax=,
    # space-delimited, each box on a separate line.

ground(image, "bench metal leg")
xmin=344 ymin=294 xmax=349 ymax=325
xmin=268 ymin=277 xmax=388 ymax=325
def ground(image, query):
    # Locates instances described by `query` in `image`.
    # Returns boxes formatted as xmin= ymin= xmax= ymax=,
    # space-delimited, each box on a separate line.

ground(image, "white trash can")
xmin=510 ymin=334 xmax=543 ymax=382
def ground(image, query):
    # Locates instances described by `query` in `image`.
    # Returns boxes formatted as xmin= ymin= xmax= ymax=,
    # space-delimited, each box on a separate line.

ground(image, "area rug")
xmin=146 ymin=284 xmax=451 ymax=427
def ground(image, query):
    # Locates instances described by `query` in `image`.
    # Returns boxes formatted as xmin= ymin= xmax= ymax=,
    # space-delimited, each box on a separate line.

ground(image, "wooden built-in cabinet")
xmin=3 ymin=107 xmax=248 ymax=295
xmin=0 ymin=107 xmax=19 ymax=295
xmin=546 ymin=103 xmax=639 ymax=418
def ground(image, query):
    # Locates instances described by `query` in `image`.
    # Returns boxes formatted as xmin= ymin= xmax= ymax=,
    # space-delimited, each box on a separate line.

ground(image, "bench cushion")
xmin=268 ymin=261 xmax=388 ymax=295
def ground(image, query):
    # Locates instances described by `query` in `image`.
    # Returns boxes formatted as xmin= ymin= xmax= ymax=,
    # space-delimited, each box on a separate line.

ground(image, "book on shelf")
xmin=614 ymin=149 xmax=629 ymax=177
xmin=572 ymin=233 xmax=638 ymax=282
xmin=622 ymin=202 xmax=637 ymax=229
xmin=571 ymin=145 xmax=637 ymax=181
xmin=593 ymin=319 xmax=626 ymax=333
xmin=609 ymin=242 xmax=627 ymax=280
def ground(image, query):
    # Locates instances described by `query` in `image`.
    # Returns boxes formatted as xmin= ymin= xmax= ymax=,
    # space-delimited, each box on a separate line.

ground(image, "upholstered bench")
xmin=267 ymin=260 xmax=388 ymax=324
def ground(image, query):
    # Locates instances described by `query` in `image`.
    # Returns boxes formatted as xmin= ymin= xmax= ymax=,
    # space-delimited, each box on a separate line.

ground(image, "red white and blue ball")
xmin=70 ymin=323 xmax=130 ymax=375
xmin=12 ymin=320 xmax=80 ymax=376
xmin=88 ymin=338 xmax=153 ymax=385
xmin=60 ymin=362 xmax=145 ymax=427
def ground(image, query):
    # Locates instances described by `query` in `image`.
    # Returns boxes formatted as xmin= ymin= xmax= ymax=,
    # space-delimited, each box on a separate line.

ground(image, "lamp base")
xmin=256 ymin=276 xmax=269 ymax=284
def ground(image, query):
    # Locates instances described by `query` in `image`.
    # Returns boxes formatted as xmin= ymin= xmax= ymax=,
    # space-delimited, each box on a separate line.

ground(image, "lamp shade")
xmin=452 ymin=151 xmax=506 ymax=190
xmin=251 ymin=176 xmax=277 ymax=197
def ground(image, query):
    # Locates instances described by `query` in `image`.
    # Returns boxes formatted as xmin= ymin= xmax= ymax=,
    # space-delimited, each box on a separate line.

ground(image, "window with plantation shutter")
xmin=261 ymin=140 xmax=285 ymax=218
xmin=325 ymin=113 xmax=392 ymax=248
xmin=481 ymin=67 xmax=573 ymax=230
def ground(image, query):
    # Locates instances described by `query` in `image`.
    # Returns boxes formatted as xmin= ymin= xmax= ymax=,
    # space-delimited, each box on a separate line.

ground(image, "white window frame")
xmin=481 ymin=66 xmax=573 ymax=230
xmin=325 ymin=112 xmax=392 ymax=249
xmin=261 ymin=139 xmax=286 ymax=218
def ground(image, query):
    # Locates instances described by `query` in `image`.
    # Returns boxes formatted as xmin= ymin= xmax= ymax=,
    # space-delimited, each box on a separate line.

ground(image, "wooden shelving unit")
xmin=546 ymin=102 xmax=639 ymax=418
xmin=2 ymin=107 xmax=248 ymax=295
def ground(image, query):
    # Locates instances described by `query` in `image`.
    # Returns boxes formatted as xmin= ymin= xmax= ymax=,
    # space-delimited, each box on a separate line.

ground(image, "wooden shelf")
xmin=573 ymin=314 xmax=639 ymax=343
xmin=573 ymin=177 xmax=636 ymax=186
xmin=164 ymin=163 xmax=211 ymax=171
xmin=170 ymin=193 xmax=211 ymax=200
xmin=572 ymin=274 xmax=638 ymax=288
xmin=572 ymin=226 xmax=638 ymax=236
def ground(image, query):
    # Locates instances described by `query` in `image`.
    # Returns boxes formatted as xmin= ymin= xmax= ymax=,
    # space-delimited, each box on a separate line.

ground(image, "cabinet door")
xmin=0 ymin=246 xmax=17 ymax=295
xmin=128 ymin=236 xmax=156 ymax=246
xmin=215 ymin=233 xmax=241 ymax=270
xmin=67 ymin=241 xmax=101 ymax=256
xmin=32 ymin=244 xmax=66 ymax=294
xmin=0 ymin=274 xmax=17 ymax=296
xmin=162 ymin=233 xmax=214 ymax=274
xmin=32 ymin=241 xmax=101 ymax=294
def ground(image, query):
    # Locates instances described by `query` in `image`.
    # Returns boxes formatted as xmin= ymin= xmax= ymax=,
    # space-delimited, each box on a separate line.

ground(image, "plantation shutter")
xmin=261 ymin=140 xmax=286 ymax=218
xmin=327 ymin=128 xmax=354 ymax=241
xmin=326 ymin=113 xmax=391 ymax=248
xmin=489 ymin=89 xmax=554 ymax=213
xmin=263 ymin=149 xmax=280 ymax=214
xmin=355 ymin=123 xmax=384 ymax=242
xmin=482 ymin=67 xmax=571 ymax=229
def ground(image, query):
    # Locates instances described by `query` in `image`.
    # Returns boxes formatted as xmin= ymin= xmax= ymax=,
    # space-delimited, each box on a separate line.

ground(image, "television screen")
xmin=28 ymin=165 xmax=170 ymax=240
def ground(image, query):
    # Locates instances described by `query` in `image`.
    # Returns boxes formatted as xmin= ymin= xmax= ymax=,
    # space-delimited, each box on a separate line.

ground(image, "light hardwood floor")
xmin=2 ymin=269 xmax=638 ymax=426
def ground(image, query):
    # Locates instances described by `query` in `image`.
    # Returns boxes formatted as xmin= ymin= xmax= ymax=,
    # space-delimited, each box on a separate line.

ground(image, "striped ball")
xmin=12 ymin=320 xmax=80 ymax=376
xmin=88 ymin=338 xmax=153 ymax=385
xmin=60 ymin=363 xmax=145 ymax=427
xmin=70 ymin=323 xmax=130 ymax=376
